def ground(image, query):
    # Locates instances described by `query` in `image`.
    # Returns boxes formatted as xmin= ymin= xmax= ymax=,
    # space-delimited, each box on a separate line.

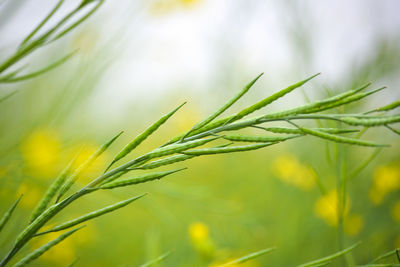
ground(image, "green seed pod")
xmin=107 ymin=103 xmax=185 ymax=171
xmin=101 ymin=168 xmax=186 ymax=189
xmin=183 ymin=73 xmax=263 ymax=139
xmin=50 ymin=194 xmax=146 ymax=232
xmin=374 ymin=100 xmax=400 ymax=112
xmin=340 ymin=115 xmax=400 ymax=126
xmin=223 ymin=134 xmax=300 ymax=143
xmin=182 ymin=143 xmax=273 ymax=156
xmin=136 ymin=155 xmax=196 ymax=170
xmin=14 ymin=226 xmax=84 ymax=267
xmin=147 ymin=136 xmax=220 ymax=159
xmin=262 ymin=83 xmax=371 ymax=120
xmin=305 ymin=87 xmax=385 ymax=114
xmin=57 ymin=131 xmax=124 ymax=202
xmin=262 ymin=127 xmax=358 ymax=135
xmin=233 ymin=73 xmax=320 ymax=121
xmin=0 ymin=195 xmax=23 ymax=233
xmin=299 ymin=127 xmax=388 ymax=147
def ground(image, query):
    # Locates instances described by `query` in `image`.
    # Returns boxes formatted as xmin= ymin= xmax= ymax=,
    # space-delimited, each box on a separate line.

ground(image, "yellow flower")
xmin=369 ymin=164 xmax=400 ymax=205
xmin=69 ymin=143 xmax=108 ymax=183
xmin=188 ymin=222 xmax=215 ymax=259
xmin=149 ymin=0 xmax=202 ymax=16
xmin=273 ymin=154 xmax=315 ymax=191
xmin=71 ymin=28 xmax=97 ymax=55
xmin=392 ymin=200 xmax=400 ymax=222
xmin=189 ymin=222 xmax=209 ymax=243
xmin=314 ymin=190 xmax=349 ymax=227
xmin=343 ymin=214 xmax=363 ymax=236
xmin=21 ymin=129 xmax=61 ymax=177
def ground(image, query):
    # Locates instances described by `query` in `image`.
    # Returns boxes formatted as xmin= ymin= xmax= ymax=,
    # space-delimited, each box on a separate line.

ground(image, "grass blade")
xmin=298 ymin=242 xmax=361 ymax=267
xmin=370 ymin=248 xmax=400 ymax=263
xmin=218 ymin=247 xmax=276 ymax=266
xmin=139 ymin=251 xmax=172 ymax=267
xmin=0 ymin=195 xmax=23 ymax=234
xmin=106 ymin=103 xmax=186 ymax=171
xmin=14 ymin=226 xmax=83 ymax=267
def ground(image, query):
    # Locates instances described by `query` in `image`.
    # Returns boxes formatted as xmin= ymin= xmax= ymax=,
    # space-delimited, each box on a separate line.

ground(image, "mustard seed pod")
xmin=299 ymin=127 xmax=389 ymax=147
xmin=57 ymin=131 xmax=124 ymax=202
xmin=0 ymin=195 xmax=23 ymax=233
xmin=233 ymin=73 xmax=321 ymax=121
xmin=223 ymin=134 xmax=300 ymax=143
xmin=182 ymin=143 xmax=273 ymax=156
xmin=101 ymin=168 xmax=186 ymax=189
xmin=49 ymin=194 xmax=146 ymax=232
xmin=182 ymin=73 xmax=263 ymax=140
xmin=14 ymin=226 xmax=84 ymax=267
xmin=340 ymin=115 xmax=400 ymax=127
xmin=136 ymin=155 xmax=196 ymax=170
xmin=107 ymin=103 xmax=186 ymax=171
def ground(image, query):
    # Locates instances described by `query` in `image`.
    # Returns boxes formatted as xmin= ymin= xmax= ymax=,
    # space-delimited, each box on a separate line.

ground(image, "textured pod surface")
xmin=107 ymin=103 xmax=185 ymax=170
xmin=223 ymin=134 xmax=300 ymax=143
xmin=0 ymin=195 xmax=22 ymax=233
xmin=50 ymin=194 xmax=146 ymax=232
xmin=185 ymin=73 xmax=263 ymax=137
xmin=232 ymin=73 xmax=320 ymax=121
xmin=300 ymin=127 xmax=389 ymax=147
xmin=101 ymin=168 xmax=186 ymax=189
xmin=14 ymin=226 xmax=83 ymax=267
xmin=340 ymin=116 xmax=400 ymax=126
xmin=262 ymin=127 xmax=358 ymax=135
xmin=57 ymin=131 xmax=123 ymax=201
xmin=182 ymin=142 xmax=273 ymax=155
xmin=147 ymin=136 xmax=220 ymax=158
xmin=137 ymin=154 xmax=196 ymax=170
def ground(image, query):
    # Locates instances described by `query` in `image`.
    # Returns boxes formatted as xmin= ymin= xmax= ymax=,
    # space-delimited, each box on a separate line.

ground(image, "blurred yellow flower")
xmin=21 ymin=129 xmax=61 ymax=177
xmin=314 ymin=190 xmax=349 ymax=227
xmin=149 ymin=0 xmax=202 ymax=15
xmin=16 ymin=183 xmax=42 ymax=209
xmin=369 ymin=164 xmax=400 ymax=205
xmin=273 ymin=154 xmax=316 ymax=191
xmin=189 ymin=222 xmax=209 ymax=243
xmin=70 ymin=143 xmax=108 ymax=183
xmin=189 ymin=222 xmax=215 ymax=259
xmin=71 ymin=29 xmax=97 ymax=55
xmin=343 ymin=214 xmax=363 ymax=236
xmin=392 ymin=200 xmax=400 ymax=222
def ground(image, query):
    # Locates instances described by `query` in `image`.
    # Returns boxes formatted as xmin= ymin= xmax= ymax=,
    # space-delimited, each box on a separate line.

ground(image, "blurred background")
xmin=1 ymin=0 xmax=400 ymax=266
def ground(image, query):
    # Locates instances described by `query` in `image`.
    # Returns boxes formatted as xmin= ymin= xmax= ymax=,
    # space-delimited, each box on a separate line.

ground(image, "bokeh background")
xmin=1 ymin=0 xmax=400 ymax=266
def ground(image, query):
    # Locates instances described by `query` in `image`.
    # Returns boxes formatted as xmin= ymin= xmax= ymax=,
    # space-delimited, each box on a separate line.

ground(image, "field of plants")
xmin=1 ymin=0 xmax=400 ymax=266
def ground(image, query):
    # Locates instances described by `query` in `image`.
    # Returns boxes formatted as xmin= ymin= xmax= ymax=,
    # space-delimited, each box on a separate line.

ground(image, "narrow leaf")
xmin=139 ymin=251 xmax=172 ymax=267
xmin=298 ymin=242 xmax=361 ymax=267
